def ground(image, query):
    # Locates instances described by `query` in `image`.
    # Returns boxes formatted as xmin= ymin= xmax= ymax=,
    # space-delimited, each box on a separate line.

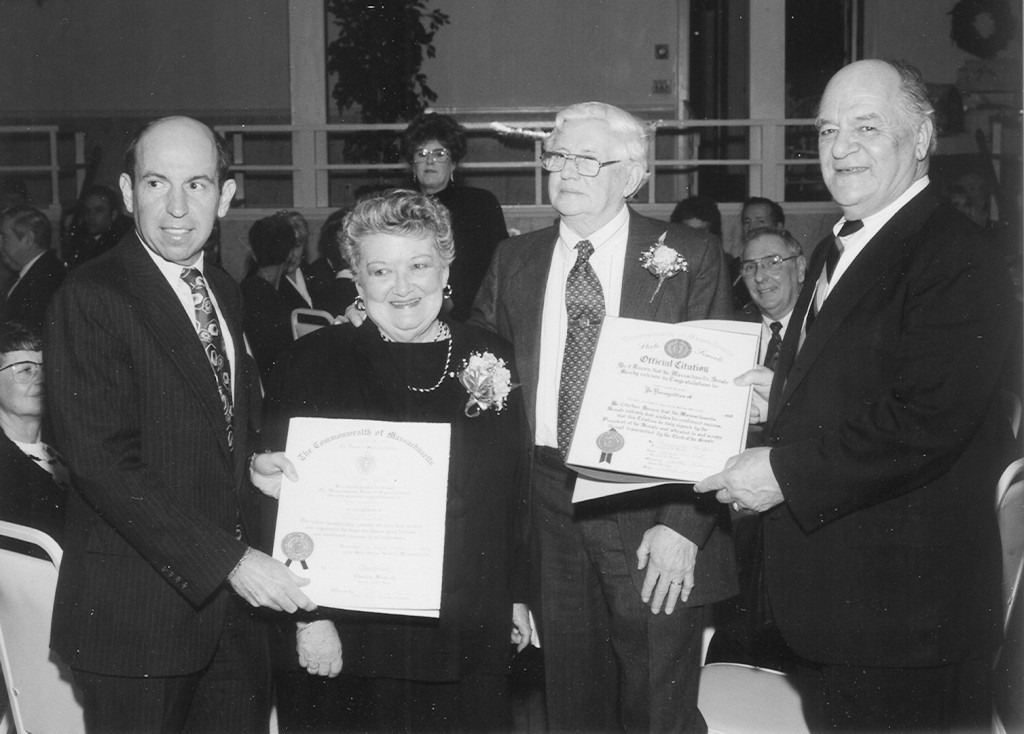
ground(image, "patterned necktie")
xmin=763 ymin=321 xmax=783 ymax=371
xmin=557 ymin=240 xmax=606 ymax=458
xmin=181 ymin=267 xmax=234 ymax=449
xmin=808 ymin=219 xmax=862 ymax=329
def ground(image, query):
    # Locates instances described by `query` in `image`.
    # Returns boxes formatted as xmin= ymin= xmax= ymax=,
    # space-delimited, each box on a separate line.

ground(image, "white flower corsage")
xmin=639 ymin=232 xmax=687 ymax=302
xmin=458 ymin=351 xmax=514 ymax=417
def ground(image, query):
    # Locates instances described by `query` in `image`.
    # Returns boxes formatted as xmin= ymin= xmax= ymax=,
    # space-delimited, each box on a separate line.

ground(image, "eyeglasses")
xmin=0 ymin=360 xmax=43 ymax=384
xmin=540 ymin=151 xmax=621 ymax=177
xmin=739 ymin=254 xmax=799 ymax=277
xmin=412 ymin=148 xmax=451 ymax=163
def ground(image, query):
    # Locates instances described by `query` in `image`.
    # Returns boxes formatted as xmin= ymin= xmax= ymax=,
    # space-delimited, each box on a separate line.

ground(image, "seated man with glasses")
xmin=703 ymin=225 xmax=806 ymax=672
xmin=0 ymin=321 xmax=68 ymax=545
xmin=737 ymin=226 xmax=806 ymax=373
xmin=472 ymin=101 xmax=737 ymax=732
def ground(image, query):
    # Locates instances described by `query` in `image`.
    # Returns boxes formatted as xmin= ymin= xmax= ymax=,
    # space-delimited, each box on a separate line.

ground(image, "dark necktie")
xmin=557 ymin=240 xmax=605 ymax=458
xmin=808 ymin=219 xmax=863 ymax=328
xmin=763 ymin=321 xmax=783 ymax=371
xmin=26 ymin=443 xmax=72 ymax=492
xmin=181 ymin=267 xmax=234 ymax=449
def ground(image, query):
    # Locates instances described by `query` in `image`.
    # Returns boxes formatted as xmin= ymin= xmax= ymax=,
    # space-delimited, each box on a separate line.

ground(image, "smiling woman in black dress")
xmin=251 ymin=189 xmax=531 ymax=733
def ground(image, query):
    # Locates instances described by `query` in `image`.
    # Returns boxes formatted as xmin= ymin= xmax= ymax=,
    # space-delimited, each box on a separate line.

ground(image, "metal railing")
xmin=214 ymin=118 xmax=821 ymax=210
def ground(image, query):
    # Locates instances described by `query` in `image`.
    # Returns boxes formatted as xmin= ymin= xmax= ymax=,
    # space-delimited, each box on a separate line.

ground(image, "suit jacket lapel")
xmin=121 ymin=237 xmax=235 ymax=461
xmin=769 ymin=187 xmax=940 ymax=424
xmin=510 ymin=228 xmax=557 ymax=429
xmin=620 ymin=209 xmax=668 ymax=319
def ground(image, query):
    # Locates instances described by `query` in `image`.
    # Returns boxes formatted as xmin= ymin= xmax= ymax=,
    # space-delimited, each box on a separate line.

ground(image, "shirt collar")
xmin=558 ymin=205 xmax=629 ymax=254
xmin=833 ymin=175 xmax=930 ymax=238
xmin=17 ymin=251 xmax=46 ymax=278
xmin=140 ymin=237 xmax=206 ymax=283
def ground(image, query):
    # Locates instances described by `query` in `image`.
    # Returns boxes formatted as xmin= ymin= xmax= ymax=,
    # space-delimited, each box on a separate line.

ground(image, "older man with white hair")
xmin=697 ymin=59 xmax=1017 ymax=732
xmin=473 ymin=102 xmax=736 ymax=732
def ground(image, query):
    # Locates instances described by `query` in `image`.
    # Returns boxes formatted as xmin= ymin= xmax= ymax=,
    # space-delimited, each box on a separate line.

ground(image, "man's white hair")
xmin=548 ymin=102 xmax=651 ymax=178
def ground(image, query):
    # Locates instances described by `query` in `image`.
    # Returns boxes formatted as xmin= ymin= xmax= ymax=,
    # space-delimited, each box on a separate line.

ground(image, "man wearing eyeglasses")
xmin=472 ymin=102 xmax=736 ymax=732
xmin=737 ymin=227 xmax=806 ymax=376
xmin=703 ymin=226 xmax=806 ymax=672
xmin=697 ymin=60 xmax=1017 ymax=732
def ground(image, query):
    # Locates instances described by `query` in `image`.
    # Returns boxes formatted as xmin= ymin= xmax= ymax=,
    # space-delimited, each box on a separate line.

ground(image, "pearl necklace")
xmin=380 ymin=322 xmax=454 ymax=393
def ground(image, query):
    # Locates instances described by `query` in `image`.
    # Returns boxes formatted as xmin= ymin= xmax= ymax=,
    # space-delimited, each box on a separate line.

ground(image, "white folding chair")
xmin=0 ymin=520 xmax=85 ymax=734
xmin=996 ymin=457 xmax=1024 ymax=630
xmin=290 ymin=308 xmax=334 ymax=340
xmin=698 ymin=662 xmax=809 ymax=734
xmin=1001 ymin=390 xmax=1022 ymax=439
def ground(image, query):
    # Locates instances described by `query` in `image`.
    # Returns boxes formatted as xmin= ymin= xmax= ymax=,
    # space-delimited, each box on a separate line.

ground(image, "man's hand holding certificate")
xmin=273 ymin=417 xmax=450 ymax=617
xmin=566 ymin=316 xmax=761 ymax=502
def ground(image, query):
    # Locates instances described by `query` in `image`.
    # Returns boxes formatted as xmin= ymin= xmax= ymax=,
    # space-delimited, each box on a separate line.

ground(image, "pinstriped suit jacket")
xmin=470 ymin=208 xmax=739 ymax=607
xmin=44 ymin=234 xmax=263 ymax=676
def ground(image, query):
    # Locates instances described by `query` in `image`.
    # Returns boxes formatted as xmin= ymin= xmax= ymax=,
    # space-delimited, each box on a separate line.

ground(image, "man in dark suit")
xmin=0 ymin=206 xmax=65 ymax=334
xmin=705 ymin=226 xmax=806 ymax=671
xmin=697 ymin=60 xmax=1016 ymax=731
xmin=471 ymin=102 xmax=736 ymax=732
xmin=45 ymin=116 xmax=315 ymax=733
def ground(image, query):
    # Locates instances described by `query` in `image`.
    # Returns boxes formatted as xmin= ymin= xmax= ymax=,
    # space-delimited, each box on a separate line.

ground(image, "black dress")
xmin=262 ymin=319 xmax=530 ymax=732
xmin=432 ymin=185 xmax=508 ymax=321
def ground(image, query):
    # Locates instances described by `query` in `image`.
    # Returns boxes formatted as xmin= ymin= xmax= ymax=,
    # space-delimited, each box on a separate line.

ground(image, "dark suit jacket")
xmin=764 ymin=186 xmax=1015 ymax=667
xmin=304 ymin=257 xmax=358 ymax=318
xmin=3 ymin=249 xmax=65 ymax=334
xmin=0 ymin=432 xmax=67 ymax=544
xmin=45 ymin=234 xmax=264 ymax=677
xmin=241 ymin=273 xmax=294 ymax=380
xmin=471 ymin=208 xmax=737 ymax=607
xmin=434 ymin=184 xmax=508 ymax=321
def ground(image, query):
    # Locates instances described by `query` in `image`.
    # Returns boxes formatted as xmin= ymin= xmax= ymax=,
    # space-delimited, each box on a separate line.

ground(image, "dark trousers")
xmin=73 ymin=598 xmax=271 ymax=734
xmin=532 ymin=448 xmax=706 ymax=734
xmin=793 ymin=654 xmax=992 ymax=733
xmin=274 ymin=671 xmax=512 ymax=733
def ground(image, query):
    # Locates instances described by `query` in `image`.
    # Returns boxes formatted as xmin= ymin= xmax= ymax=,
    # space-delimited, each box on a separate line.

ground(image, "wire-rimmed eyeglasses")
xmin=739 ymin=254 xmax=799 ymax=277
xmin=0 ymin=360 xmax=43 ymax=384
xmin=540 ymin=151 xmax=621 ymax=177
xmin=412 ymin=148 xmax=451 ymax=163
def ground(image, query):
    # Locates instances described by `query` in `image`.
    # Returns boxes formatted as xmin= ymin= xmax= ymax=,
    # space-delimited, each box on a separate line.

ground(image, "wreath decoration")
xmin=949 ymin=0 xmax=1018 ymax=59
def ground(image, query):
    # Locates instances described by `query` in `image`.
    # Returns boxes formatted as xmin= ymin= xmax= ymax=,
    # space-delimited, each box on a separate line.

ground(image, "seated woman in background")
xmin=277 ymin=210 xmax=317 ymax=310
xmin=241 ymin=213 xmax=304 ymax=380
xmin=252 ymin=190 xmax=532 ymax=732
xmin=404 ymin=112 xmax=508 ymax=321
xmin=0 ymin=321 xmax=67 ymax=543
xmin=304 ymin=206 xmax=358 ymax=318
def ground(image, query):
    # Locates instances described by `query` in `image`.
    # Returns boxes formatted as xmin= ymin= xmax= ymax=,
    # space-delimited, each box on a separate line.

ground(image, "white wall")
xmin=0 ymin=0 xmax=291 ymax=119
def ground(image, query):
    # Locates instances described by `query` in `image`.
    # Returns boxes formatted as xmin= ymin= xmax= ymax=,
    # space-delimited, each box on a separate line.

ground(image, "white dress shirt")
xmin=141 ymin=244 xmax=238 ymax=392
xmin=535 ymin=206 xmax=630 ymax=448
xmin=823 ymin=175 xmax=930 ymax=300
